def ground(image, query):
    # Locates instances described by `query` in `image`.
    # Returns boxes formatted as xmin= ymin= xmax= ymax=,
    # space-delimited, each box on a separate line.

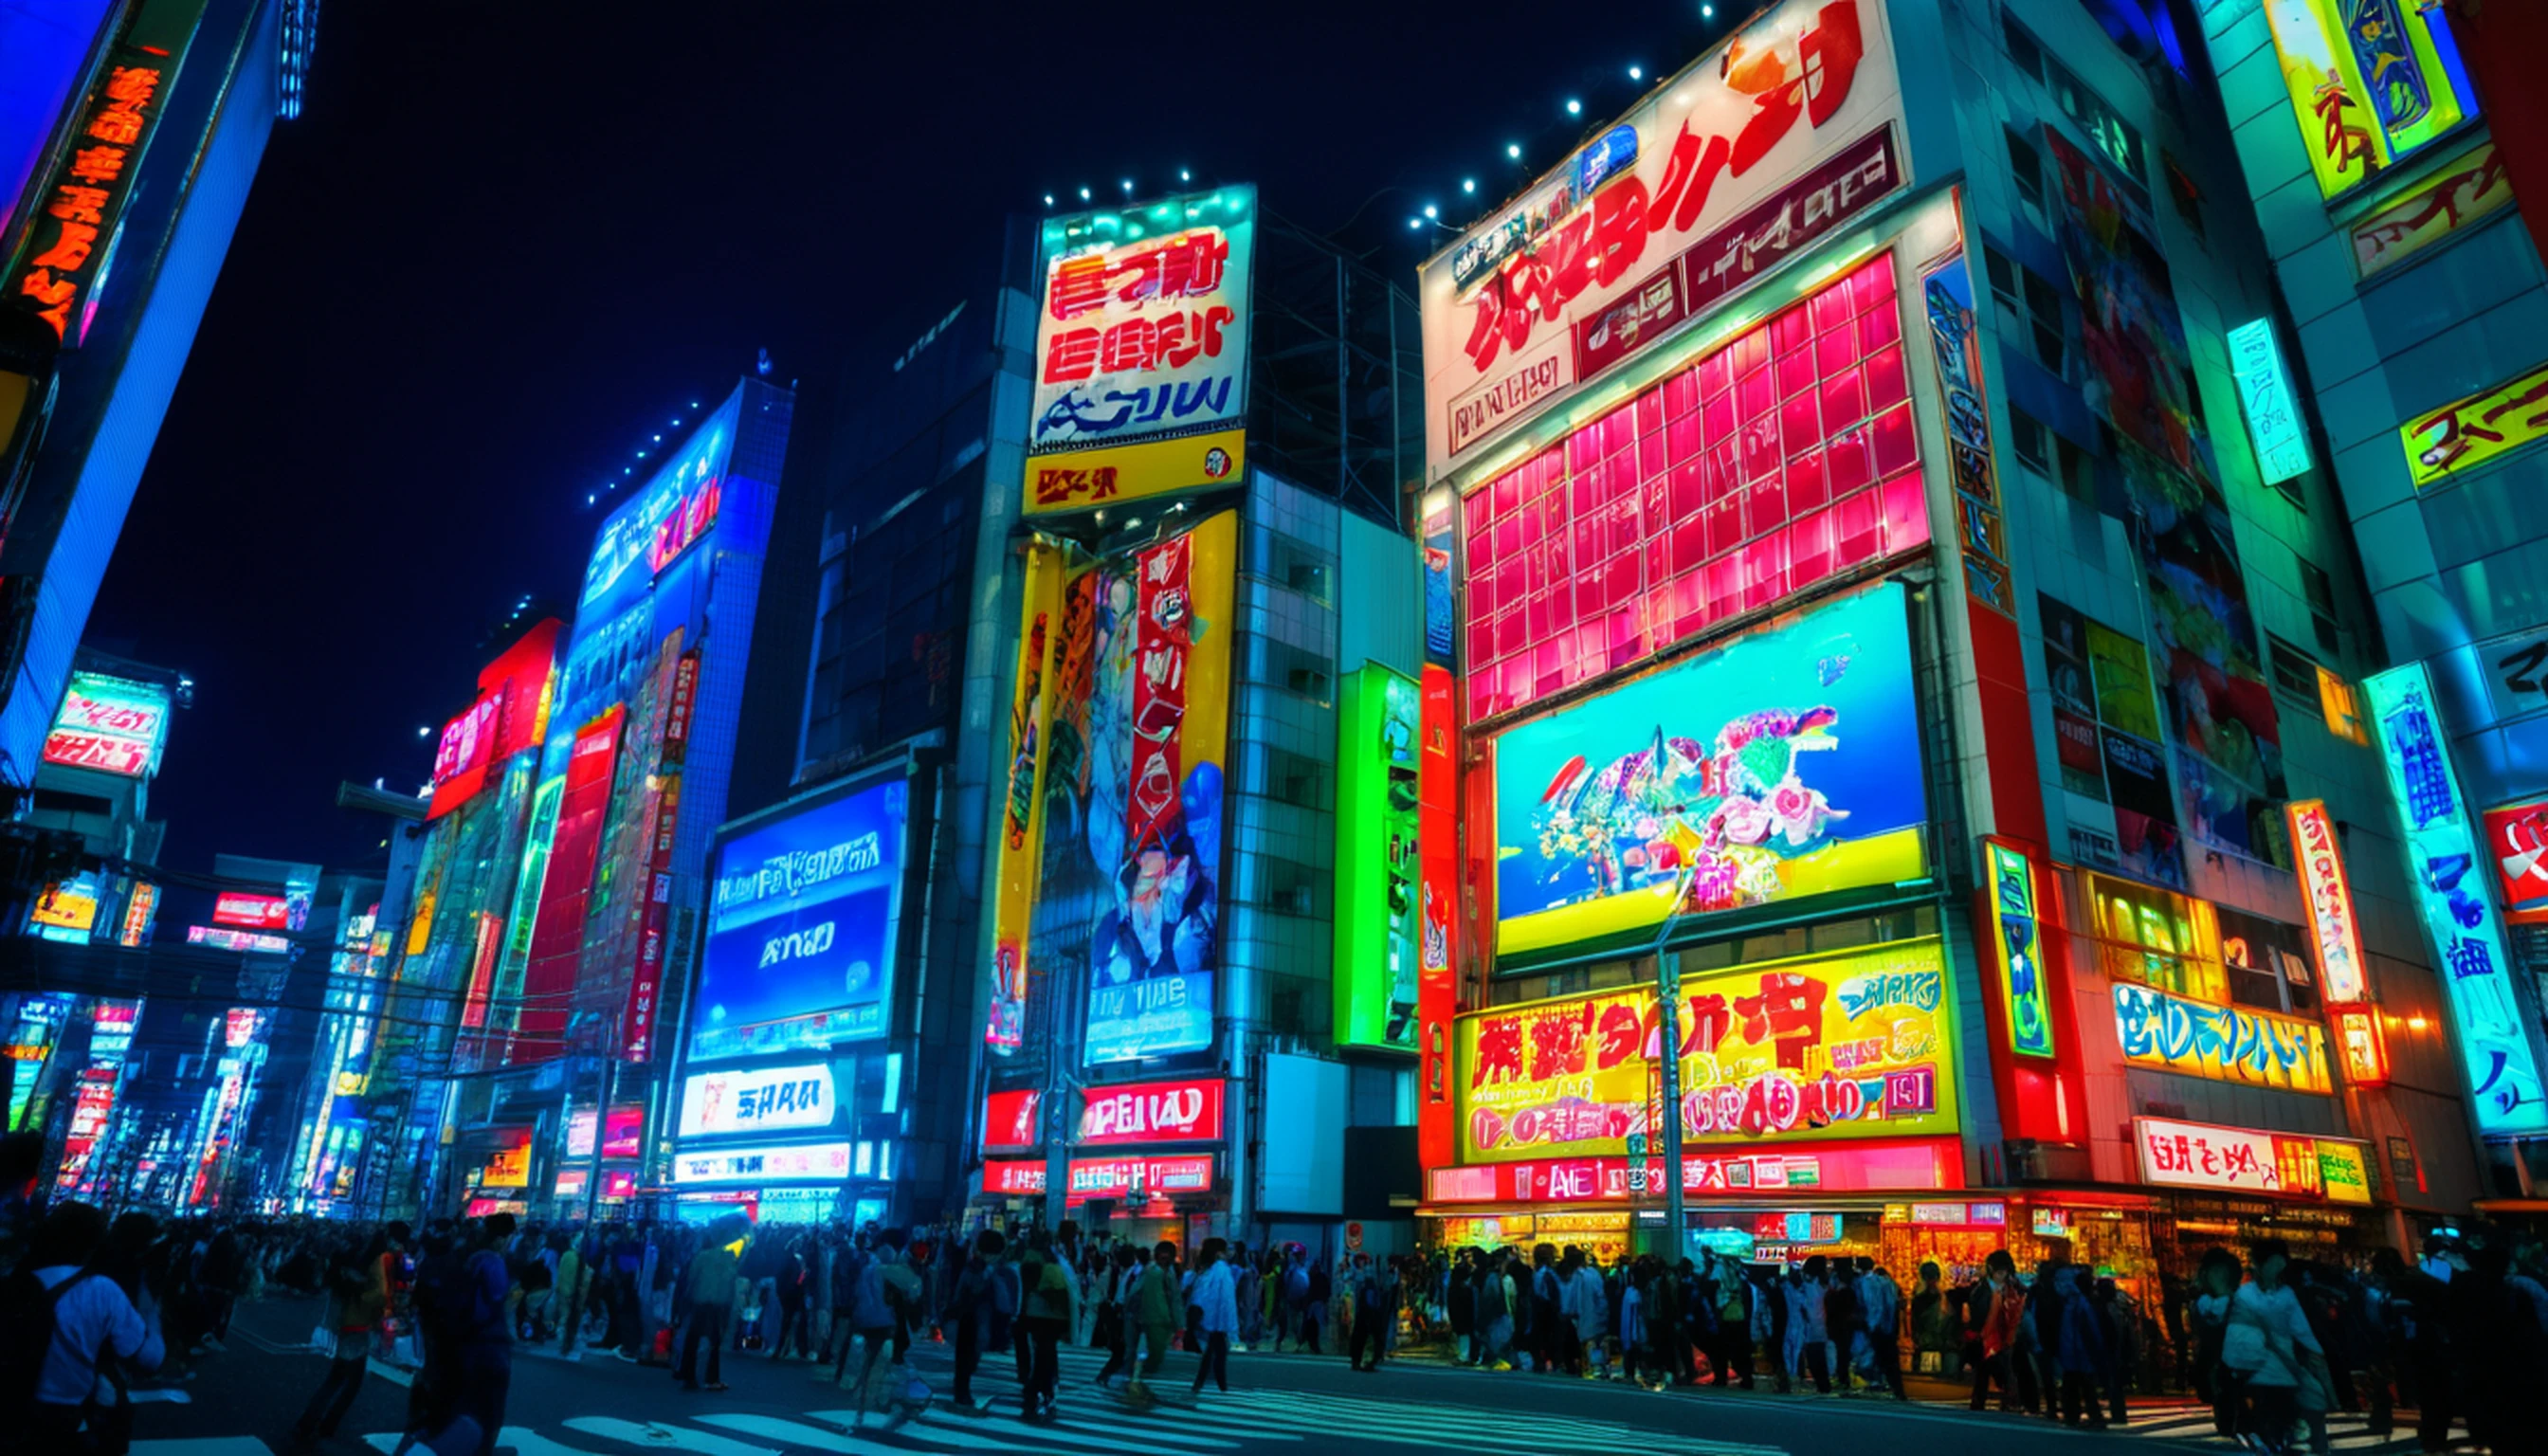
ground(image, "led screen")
xmin=1492 ymin=582 xmax=1923 ymax=955
xmin=694 ymin=778 xmax=908 ymax=1061
xmin=1460 ymin=254 xmax=1928 ymax=723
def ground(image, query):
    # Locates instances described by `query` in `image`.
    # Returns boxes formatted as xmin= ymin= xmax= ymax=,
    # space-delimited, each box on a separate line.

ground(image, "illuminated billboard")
xmin=2402 ymin=358 xmax=2548 ymax=493
xmin=43 ymin=672 xmax=171 ymax=778
xmin=1022 ymin=512 xmax=1235 ymax=1066
xmin=2365 ymin=663 xmax=2548 ymax=1133
xmin=1456 ymin=254 xmax=1929 ymax=722
xmin=676 ymin=1063 xmax=838 ymax=1138
xmin=1419 ymin=0 xmax=1906 ymax=474
xmin=1456 ymin=937 xmax=1958 ymax=1162
xmin=2286 ymin=799 xmax=2367 ymax=1003
xmin=1491 ymin=583 xmax=1923 ymax=956
xmin=2261 ymin=0 xmax=2473 ymax=200
xmin=428 ymin=620 xmax=560 ymax=820
xmin=2226 ymin=319 xmax=2311 ymax=486
xmin=694 ymin=777 xmax=908 ymax=1061
xmin=30 ymin=873 xmax=100 ymax=939
xmin=2113 ymin=983 xmax=2332 ymax=1095
xmin=986 ymin=540 xmax=1065 ymax=1051
xmin=1024 ymin=185 xmax=1255 ymax=516
xmin=212 ymin=892 xmax=289 ymax=930
xmin=1334 ymin=664 xmax=1420 ymax=1050
xmin=2136 ymin=1116 xmax=2374 ymax=1205
xmin=583 ymin=394 xmax=740 ymax=614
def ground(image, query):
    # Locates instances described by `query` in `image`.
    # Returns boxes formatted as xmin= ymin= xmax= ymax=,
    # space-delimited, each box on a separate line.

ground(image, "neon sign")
xmin=1986 ymin=840 xmax=2052 ymax=1058
xmin=2227 ymin=319 xmax=2311 ymax=485
xmin=2285 ymin=799 xmax=2366 ymax=1003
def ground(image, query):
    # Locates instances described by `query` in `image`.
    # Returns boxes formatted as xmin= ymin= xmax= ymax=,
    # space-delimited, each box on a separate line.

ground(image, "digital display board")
xmin=1334 ymin=664 xmax=1420 ymax=1050
xmin=694 ymin=778 xmax=908 ymax=1061
xmin=677 ymin=1063 xmax=838 ymax=1138
xmin=1491 ymin=583 xmax=1924 ymax=956
xmin=43 ymin=672 xmax=171 ymax=778
xmin=2261 ymin=0 xmax=2473 ymax=201
xmin=1456 ymin=937 xmax=1958 ymax=1162
xmin=212 ymin=892 xmax=289 ymax=930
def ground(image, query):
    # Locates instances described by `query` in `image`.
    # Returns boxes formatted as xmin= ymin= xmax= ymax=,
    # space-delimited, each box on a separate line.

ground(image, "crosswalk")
xmin=2048 ymin=1400 xmax=2454 ymax=1453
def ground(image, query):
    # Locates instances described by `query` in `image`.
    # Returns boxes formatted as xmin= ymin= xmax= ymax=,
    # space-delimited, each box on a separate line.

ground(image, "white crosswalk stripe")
xmin=1981 ymin=1402 xmax=2449 ymax=1454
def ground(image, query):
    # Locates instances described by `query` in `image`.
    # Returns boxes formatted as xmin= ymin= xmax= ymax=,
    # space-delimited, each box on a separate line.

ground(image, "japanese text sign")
xmin=2135 ymin=1116 xmax=2372 ymax=1205
xmin=43 ymin=671 xmax=170 ymax=778
xmin=1077 ymin=1077 xmax=1224 ymax=1145
xmin=670 ymin=1141 xmax=852 ymax=1185
xmin=2227 ymin=319 xmax=2311 ymax=485
xmin=2364 ymin=663 xmax=2548 ymax=1132
xmin=1064 ymin=1154 xmax=1214 ymax=1203
xmin=1456 ymin=937 xmax=1957 ymax=1163
xmin=8 ymin=41 xmax=180 ymax=345
xmin=2402 ymin=357 xmax=2548 ymax=491
xmin=1030 ymin=186 xmax=1253 ymax=457
xmin=983 ymin=1158 xmax=1046 ymax=1195
xmin=2261 ymin=0 xmax=2472 ymax=201
xmin=2351 ymin=140 xmax=2511 ymax=280
xmin=2112 ymin=982 xmax=2332 ymax=1094
xmin=2286 ymin=800 xmax=2367 ymax=1003
xmin=1419 ymin=0 xmax=1906 ymax=473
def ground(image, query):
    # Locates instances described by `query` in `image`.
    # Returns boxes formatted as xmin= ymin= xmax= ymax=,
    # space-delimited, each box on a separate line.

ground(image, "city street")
xmin=125 ymin=1294 xmax=2429 ymax=1456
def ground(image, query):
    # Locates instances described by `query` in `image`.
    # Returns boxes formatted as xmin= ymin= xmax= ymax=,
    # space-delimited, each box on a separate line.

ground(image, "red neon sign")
xmin=211 ymin=892 xmax=289 ymax=930
xmin=1077 ymin=1078 xmax=1224 ymax=1144
xmin=983 ymin=1158 xmax=1047 ymax=1195
xmin=1065 ymin=1154 xmax=1213 ymax=1203
xmin=982 ymin=1089 xmax=1043 ymax=1152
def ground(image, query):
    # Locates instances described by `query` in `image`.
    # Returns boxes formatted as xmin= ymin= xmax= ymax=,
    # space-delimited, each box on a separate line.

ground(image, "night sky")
xmin=86 ymin=0 xmax=1716 ymax=875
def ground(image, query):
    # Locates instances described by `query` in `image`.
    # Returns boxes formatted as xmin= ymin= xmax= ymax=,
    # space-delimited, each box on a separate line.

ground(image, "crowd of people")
xmin=13 ymin=1193 xmax=2548 ymax=1456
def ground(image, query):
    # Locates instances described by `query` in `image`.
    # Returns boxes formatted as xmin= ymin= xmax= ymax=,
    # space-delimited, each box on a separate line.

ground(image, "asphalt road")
xmin=119 ymin=1294 xmax=2408 ymax=1456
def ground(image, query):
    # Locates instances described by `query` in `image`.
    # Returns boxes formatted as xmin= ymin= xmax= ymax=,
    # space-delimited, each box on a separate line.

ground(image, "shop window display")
xmin=1460 ymin=254 xmax=1930 ymax=722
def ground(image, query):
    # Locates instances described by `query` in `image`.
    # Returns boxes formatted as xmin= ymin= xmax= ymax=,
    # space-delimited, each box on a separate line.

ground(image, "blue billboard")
xmin=1492 ymin=582 xmax=1927 ymax=956
xmin=693 ymin=778 xmax=908 ymax=1062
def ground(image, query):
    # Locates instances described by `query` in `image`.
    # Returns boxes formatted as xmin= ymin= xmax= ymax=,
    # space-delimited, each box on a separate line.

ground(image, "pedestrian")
xmin=2217 ymin=1238 xmax=2324 ymax=1455
xmin=1565 ymin=1251 xmax=1609 ymax=1378
xmin=1787 ymin=1259 xmax=1830 ymax=1393
xmin=1821 ymin=1256 xmax=1862 ymax=1392
xmin=15 ymin=1202 xmax=167 ymax=1456
xmin=292 ymin=1228 xmax=396 ymax=1447
xmin=1855 ymin=1257 xmax=1906 ymax=1399
xmin=441 ymin=1215 xmax=519 ymax=1456
xmin=770 ymin=1235 xmax=814 ymax=1362
xmin=1014 ymin=1234 xmax=1071 ymax=1422
xmin=671 ymin=1215 xmax=740 ymax=1392
xmin=838 ymin=1231 xmax=906 ymax=1425
xmin=1970 ymin=1250 xmax=2025 ymax=1412
xmin=1190 ymin=1237 xmax=1237 ymax=1397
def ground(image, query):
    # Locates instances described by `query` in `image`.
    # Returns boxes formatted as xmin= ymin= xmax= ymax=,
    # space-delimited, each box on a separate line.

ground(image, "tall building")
xmin=0 ymin=0 xmax=311 ymax=828
xmin=1409 ymin=0 xmax=2477 ymax=1277
xmin=2190 ymin=0 xmax=2548 ymax=1196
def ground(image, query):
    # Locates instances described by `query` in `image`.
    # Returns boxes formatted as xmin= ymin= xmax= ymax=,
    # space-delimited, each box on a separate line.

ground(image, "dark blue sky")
xmin=86 ymin=0 xmax=1731 ymax=874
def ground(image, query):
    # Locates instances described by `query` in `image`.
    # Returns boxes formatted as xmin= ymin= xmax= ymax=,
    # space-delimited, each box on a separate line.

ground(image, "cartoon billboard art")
xmin=1492 ymin=582 xmax=1925 ymax=956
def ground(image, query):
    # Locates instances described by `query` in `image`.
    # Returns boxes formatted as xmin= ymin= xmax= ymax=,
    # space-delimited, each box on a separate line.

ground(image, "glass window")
xmin=2083 ymin=872 xmax=2224 ymax=1001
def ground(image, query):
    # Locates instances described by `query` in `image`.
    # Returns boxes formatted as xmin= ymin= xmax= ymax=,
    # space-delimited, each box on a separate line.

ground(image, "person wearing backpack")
xmin=1015 ymin=1234 xmax=1073 ymax=1422
xmin=17 ymin=1202 xmax=165 ymax=1456
xmin=837 ymin=1231 xmax=906 ymax=1427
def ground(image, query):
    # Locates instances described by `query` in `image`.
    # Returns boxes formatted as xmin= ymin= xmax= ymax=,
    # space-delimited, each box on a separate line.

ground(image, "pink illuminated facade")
xmin=1459 ymin=256 xmax=1929 ymax=722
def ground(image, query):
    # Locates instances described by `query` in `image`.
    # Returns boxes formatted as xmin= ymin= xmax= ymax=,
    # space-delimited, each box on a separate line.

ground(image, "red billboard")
xmin=428 ymin=620 xmax=561 ymax=820
xmin=984 ymin=1158 xmax=1046 ymax=1195
xmin=983 ymin=1089 xmax=1043 ymax=1151
xmin=601 ymin=1102 xmax=645 ymax=1158
xmin=1065 ymin=1154 xmax=1214 ymax=1202
xmin=2486 ymin=797 xmax=2548 ymax=918
xmin=1077 ymin=1078 xmax=1223 ymax=1144
xmin=211 ymin=892 xmax=289 ymax=930
xmin=519 ymin=706 xmax=623 ymax=1059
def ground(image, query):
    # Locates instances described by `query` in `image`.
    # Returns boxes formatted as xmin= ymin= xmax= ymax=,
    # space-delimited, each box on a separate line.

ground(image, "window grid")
xmin=1459 ymin=256 xmax=1929 ymax=722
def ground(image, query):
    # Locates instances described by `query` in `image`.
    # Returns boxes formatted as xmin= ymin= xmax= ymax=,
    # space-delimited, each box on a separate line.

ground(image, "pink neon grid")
xmin=1459 ymin=253 xmax=1928 ymax=723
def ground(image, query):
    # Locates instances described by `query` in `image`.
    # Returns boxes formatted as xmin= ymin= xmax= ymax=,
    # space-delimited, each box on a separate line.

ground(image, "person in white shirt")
xmin=28 ymin=1202 xmax=166 ymax=1456
xmin=1188 ymin=1239 xmax=1239 ymax=1397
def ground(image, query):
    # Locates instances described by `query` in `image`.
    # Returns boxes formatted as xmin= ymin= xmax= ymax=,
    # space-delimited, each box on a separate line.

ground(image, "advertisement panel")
xmin=1456 ymin=937 xmax=1957 ymax=1162
xmin=428 ymin=620 xmax=560 ymax=820
xmin=2112 ymin=983 xmax=2332 ymax=1094
xmin=583 ymin=395 xmax=740 ymax=617
xmin=212 ymin=892 xmax=289 ymax=930
xmin=695 ymin=778 xmax=909 ymax=1061
xmin=2286 ymin=800 xmax=2367 ymax=1003
xmin=601 ymin=1104 xmax=645 ymax=1159
xmin=1335 ymin=664 xmax=1420 ymax=1050
xmin=1023 ymin=185 xmax=1254 ymax=513
xmin=1491 ymin=583 xmax=1923 ymax=956
xmin=31 ymin=873 xmax=100 ymax=937
xmin=676 ymin=1064 xmax=837 ymax=1138
xmin=1077 ymin=1078 xmax=1224 ymax=1144
xmin=1418 ymin=665 xmax=1461 ymax=1168
xmin=2261 ymin=0 xmax=2473 ymax=201
xmin=982 ymin=1089 xmax=1043 ymax=1152
xmin=1985 ymin=840 xmax=2052 ymax=1057
xmin=1065 ymin=1154 xmax=1214 ymax=1202
xmin=2365 ymin=664 xmax=2548 ymax=1132
xmin=1921 ymin=252 xmax=2013 ymax=617
xmin=2226 ymin=319 xmax=2312 ymax=486
xmin=2402 ymin=358 xmax=2548 ymax=492
xmin=984 ymin=1159 xmax=1046 ymax=1195
xmin=9 ymin=22 xmax=187 ymax=345
xmin=1419 ymin=0 xmax=1907 ymax=472
xmin=2351 ymin=141 xmax=2512 ymax=280
xmin=987 ymin=541 xmax=1065 ymax=1050
xmin=42 ymin=672 xmax=172 ymax=778
xmin=1027 ymin=429 xmax=1245 ymax=516
xmin=1027 ymin=511 xmax=1234 ymax=1066
xmin=1457 ymin=251 xmax=1927 ymax=724
xmin=2485 ymin=797 xmax=2548 ymax=917
xmin=670 ymin=1141 xmax=852 ymax=1186
xmin=2135 ymin=1116 xmax=2375 ymax=1203
xmin=519 ymin=708 xmax=624 ymax=1060
xmin=1428 ymin=1135 xmax=1958 ymax=1202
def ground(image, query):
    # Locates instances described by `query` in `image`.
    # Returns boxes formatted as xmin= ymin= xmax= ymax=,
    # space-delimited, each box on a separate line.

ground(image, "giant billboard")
xmin=695 ymin=777 xmax=909 ymax=1062
xmin=1419 ymin=0 xmax=1906 ymax=475
xmin=1491 ymin=582 xmax=1924 ymax=956
xmin=1456 ymin=937 xmax=1958 ymax=1161
xmin=1021 ymin=511 xmax=1236 ymax=1065
xmin=43 ymin=672 xmax=171 ymax=778
xmin=1025 ymin=187 xmax=1255 ymax=517
xmin=2261 ymin=0 xmax=2473 ymax=201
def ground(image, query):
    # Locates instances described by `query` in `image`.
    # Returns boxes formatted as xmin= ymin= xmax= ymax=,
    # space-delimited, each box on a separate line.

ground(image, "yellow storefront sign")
xmin=1023 ymin=427 xmax=1244 ymax=517
xmin=2403 ymin=359 xmax=2548 ymax=491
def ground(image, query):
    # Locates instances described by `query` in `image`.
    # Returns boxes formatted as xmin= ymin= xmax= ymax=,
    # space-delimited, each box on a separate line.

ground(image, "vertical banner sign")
xmin=520 ymin=707 xmax=625 ymax=1061
xmin=1079 ymin=511 xmax=1235 ymax=1065
xmin=1986 ymin=839 xmax=2053 ymax=1058
xmin=661 ymin=651 xmax=701 ymax=767
xmin=1922 ymin=252 xmax=2013 ymax=619
xmin=2285 ymin=799 xmax=2367 ymax=1003
xmin=1417 ymin=665 xmax=1461 ymax=1170
xmin=2330 ymin=1003 xmax=2390 ymax=1087
xmin=1335 ymin=664 xmax=1422 ymax=1050
xmin=987 ymin=541 xmax=1065 ymax=1051
xmin=2226 ymin=319 xmax=2313 ymax=485
xmin=623 ymin=771 xmax=682 ymax=1061
xmin=1025 ymin=186 xmax=1256 ymax=515
xmin=7 ymin=21 xmax=190 ymax=345
xmin=2362 ymin=664 xmax=2548 ymax=1133
xmin=493 ymin=777 xmax=564 ymax=1063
